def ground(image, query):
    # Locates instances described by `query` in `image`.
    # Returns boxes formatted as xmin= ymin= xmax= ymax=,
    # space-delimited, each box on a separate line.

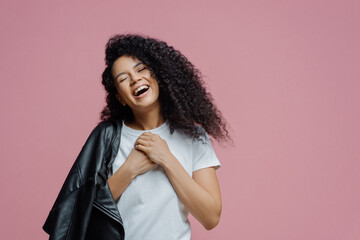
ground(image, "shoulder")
xmin=194 ymin=125 xmax=207 ymax=136
xmin=193 ymin=125 xmax=211 ymax=144
xmin=170 ymin=124 xmax=211 ymax=149
xmin=171 ymin=124 xmax=210 ymax=141
xmin=94 ymin=119 xmax=118 ymax=131
xmin=90 ymin=119 xmax=121 ymax=139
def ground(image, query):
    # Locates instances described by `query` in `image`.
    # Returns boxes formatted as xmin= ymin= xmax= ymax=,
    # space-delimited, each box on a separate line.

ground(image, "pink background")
xmin=1 ymin=0 xmax=359 ymax=239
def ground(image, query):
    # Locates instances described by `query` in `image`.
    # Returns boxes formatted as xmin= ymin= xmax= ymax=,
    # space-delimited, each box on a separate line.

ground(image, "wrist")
xmin=162 ymin=154 xmax=177 ymax=171
xmin=123 ymin=160 xmax=137 ymax=179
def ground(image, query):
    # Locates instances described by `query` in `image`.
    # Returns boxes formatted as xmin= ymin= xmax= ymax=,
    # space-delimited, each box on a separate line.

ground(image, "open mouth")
xmin=133 ymin=85 xmax=149 ymax=97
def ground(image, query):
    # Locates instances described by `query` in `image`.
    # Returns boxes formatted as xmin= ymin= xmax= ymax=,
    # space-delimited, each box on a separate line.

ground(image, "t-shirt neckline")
xmin=122 ymin=120 xmax=169 ymax=136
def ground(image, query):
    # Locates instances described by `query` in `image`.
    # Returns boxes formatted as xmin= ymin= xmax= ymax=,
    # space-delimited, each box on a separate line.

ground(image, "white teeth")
xmin=134 ymin=85 xmax=149 ymax=95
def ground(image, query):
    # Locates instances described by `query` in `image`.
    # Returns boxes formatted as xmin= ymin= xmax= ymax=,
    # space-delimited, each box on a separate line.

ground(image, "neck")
xmin=125 ymin=104 xmax=165 ymax=130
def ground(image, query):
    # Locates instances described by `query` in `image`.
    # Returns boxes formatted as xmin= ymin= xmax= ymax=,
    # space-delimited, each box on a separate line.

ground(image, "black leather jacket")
xmin=43 ymin=119 xmax=125 ymax=240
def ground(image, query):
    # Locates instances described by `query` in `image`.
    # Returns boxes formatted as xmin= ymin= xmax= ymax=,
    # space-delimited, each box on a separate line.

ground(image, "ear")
xmin=116 ymin=94 xmax=126 ymax=106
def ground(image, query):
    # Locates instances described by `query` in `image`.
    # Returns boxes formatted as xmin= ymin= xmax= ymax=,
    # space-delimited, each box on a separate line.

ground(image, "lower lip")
xmin=133 ymin=87 xmax=150 ymax=99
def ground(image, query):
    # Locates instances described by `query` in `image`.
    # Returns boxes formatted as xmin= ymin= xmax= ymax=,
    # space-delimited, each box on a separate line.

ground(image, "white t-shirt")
xmin=111 ymin=120 xmax=221 ymax=240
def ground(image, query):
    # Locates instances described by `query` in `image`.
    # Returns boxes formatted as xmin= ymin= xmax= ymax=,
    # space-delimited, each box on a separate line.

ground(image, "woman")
xmin=43 ymin=34 xmax=232 ymax=240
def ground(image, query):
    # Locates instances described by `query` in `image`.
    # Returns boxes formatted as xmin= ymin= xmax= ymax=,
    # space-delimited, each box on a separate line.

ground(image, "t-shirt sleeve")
xmin=192 ymin=131 xmax=221 ymax=172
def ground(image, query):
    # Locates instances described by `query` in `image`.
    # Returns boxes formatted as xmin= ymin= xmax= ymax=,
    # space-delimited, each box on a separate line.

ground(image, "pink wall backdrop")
xmin=1 ymin=0 xmax=359 ymax=239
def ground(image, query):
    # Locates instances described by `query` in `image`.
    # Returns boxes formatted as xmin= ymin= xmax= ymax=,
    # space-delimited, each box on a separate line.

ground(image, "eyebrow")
xmin=114 ymin=62 xmax=144 ymax=81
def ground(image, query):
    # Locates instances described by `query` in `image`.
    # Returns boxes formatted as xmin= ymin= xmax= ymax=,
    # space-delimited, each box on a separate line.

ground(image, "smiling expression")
xmin=112 ymin=55 xmax=161 ymax=112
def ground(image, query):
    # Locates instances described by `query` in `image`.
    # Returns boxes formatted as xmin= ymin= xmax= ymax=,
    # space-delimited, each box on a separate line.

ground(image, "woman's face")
xmin=111 ymin=55 xmax=160 ymax=113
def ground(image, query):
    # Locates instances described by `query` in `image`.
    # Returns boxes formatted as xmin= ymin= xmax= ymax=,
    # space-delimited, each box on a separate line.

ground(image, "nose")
xmin=130 ymin=72 xmax=142 ymax=86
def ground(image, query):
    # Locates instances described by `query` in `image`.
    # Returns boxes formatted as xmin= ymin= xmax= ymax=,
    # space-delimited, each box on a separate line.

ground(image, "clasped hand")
xmin=125 ymin=132 xmax=174 ymax=177
xmin=134 ymin=132 xmax=173 ymax=167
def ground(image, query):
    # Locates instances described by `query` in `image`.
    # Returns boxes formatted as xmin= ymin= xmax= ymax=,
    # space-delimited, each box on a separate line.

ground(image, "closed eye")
xmin=138 ymin=67 xmax=146 ymax=72
xmin=120 ymin=77 xmax=127 ymax=82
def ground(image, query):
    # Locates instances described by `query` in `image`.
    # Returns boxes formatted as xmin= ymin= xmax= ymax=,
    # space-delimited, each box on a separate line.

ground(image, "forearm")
xmin=107 ymin=161 xmax=136 ymax=202
xmin=162 ymin=155 xmax=221 ymax=230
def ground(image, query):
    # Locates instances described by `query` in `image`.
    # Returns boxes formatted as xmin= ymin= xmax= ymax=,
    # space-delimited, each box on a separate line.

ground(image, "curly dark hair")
xmin=100 ymin=33 xmax=232 ymax=144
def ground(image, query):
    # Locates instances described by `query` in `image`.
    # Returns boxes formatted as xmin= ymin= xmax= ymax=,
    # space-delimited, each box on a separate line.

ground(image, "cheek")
xmin=152 ymin=80 xmax=160 ymax=93
xmin=117 ymin=85 xmax=131 ymax=96
xmin=153 ymin=84 xmax=160 ymax=97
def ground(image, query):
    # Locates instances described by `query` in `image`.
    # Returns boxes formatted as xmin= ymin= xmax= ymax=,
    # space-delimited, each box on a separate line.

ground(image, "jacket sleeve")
xmin=43 ymin=122 xmax=109 ymax=240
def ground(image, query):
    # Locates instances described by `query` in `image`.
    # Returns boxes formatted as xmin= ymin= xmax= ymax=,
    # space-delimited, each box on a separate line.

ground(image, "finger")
xmin=135 ymin=138 xmax=150 ymax=146
xmin=135 ymin=143 xmax=148 ymax=153
xmin=141 ymin=132 xmax=159 ymax=139
xmin=140 ymin=132 xmax=154 ymax=136
xmin=137 ymin=135 xmax=154 ymax=141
